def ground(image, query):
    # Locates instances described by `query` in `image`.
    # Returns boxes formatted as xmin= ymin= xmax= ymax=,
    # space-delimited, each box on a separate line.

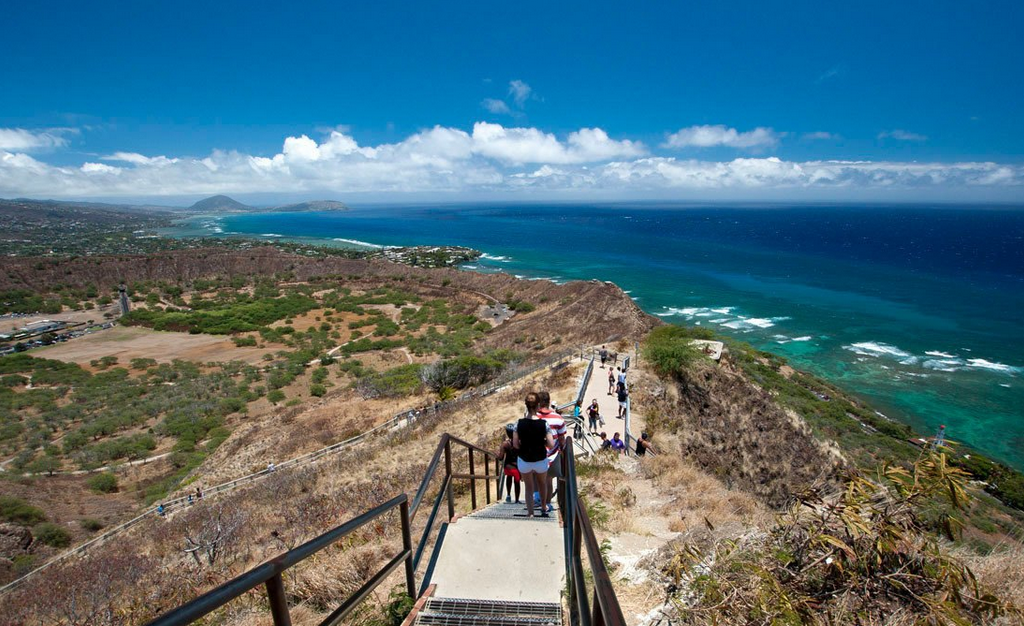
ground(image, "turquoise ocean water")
xmin=164 ymin=204 xmax=1024 ymax=469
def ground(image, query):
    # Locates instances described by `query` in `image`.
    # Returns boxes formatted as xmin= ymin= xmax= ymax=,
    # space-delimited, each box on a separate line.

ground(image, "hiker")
xmin=599 ymin=432 xmax=611 ymax=451
xmin=611 ymin=351 xmax=618 ymax=366
xmin=587 ymin=399 xmax=601 ymax=433
xmin=536 ymin=390 xmax=566 ymax=513
xmin=617 ymin=385 xmax=629 ymax=418
xmin=195 ymin=486 xmax=203 ymax=501
xmin=636 ymin=432 xmax=655 ymax=456
xmin=187 ymin=494 xmax=193 ymax=505
xmin=617 ymin=367 xmax=627 ymax=387
xmin=513 ymin=392 xmax=554 ymax=518
xmin=572 ymin=400 xmax=584 ymax=440
xmin=267 ymin=462 xmax=275 ymax=472
xmin=599 ymin=345 xmax=608 ymax=367
xmin=607 ymin=368 xmax=615 ymax=395
xmin=157 ymin=503 xmax=165 ymax=517
xmin=498 ymin=423 xmax=522 ymax=503
xmin=610 ymin=432 xmax=626 ymax=454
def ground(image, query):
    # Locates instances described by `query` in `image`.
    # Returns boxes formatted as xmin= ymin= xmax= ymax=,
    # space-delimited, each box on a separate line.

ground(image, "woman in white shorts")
xmin=513 ymin=392 xmax=554 ymax=518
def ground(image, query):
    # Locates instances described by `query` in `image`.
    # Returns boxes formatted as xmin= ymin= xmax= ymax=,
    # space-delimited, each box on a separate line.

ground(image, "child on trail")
xmin=513 ymin=392 xmax=554 ymax=518
xmin=610 ymin=432 xmax=626 ymax=454
xmin=498 ymin=424 xmax=522 ymax=503
xmin=599 ymin=432 xmax=611 ymax=451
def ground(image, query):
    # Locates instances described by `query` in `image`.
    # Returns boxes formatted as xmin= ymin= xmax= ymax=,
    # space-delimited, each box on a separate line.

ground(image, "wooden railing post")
xmin=468 ymin=449 xmax=477 ymax=510
xmin=399 ymin=499 xmax=416 ymax=601
xmin=444 ymin=439 xmax=455 ymax=521
xmin=266 ymin=573 xmax=292 ymax=626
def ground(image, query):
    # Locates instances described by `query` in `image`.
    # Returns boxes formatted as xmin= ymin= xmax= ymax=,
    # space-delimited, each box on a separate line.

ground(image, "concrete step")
xmin=415 ymin=597 xmax=561 ymax=626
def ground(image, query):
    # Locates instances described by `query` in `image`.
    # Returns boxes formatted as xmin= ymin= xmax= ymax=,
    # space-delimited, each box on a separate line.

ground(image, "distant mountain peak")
xmin=188 ymin=195 xmax=252 ymax=212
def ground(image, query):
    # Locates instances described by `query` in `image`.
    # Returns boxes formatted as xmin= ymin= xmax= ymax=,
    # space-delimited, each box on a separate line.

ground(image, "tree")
xmin=180 ymin=504 xmax=248 ymax=569
xmin=27 ymin=455 xmax=60 ymax=476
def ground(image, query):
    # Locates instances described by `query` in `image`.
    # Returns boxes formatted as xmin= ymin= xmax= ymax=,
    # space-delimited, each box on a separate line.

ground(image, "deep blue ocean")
xmin=165 ymin=204 xmax=1024 ymax=469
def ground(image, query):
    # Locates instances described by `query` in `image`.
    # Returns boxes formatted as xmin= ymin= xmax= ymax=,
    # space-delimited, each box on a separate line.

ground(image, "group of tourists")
xmin=497 ymin=390 xmax=566 ymax=518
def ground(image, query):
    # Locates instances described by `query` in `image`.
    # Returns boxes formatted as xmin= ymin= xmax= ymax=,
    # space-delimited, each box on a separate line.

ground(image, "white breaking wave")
xmin=480 ymin=253 xmax=511 ymax=262
xmin=332 ymin=237 xmax=384 ymax=248
xmin=966 ymin=358 xmax=1021 ymax=374
xmin=846 ymin=343 xmax=1020 ymax=376
xmin=791 ymin=336 xmax=812 ymax=342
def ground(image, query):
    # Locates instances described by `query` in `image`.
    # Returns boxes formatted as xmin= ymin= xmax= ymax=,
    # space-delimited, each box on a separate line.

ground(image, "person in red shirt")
xmin=535 ymin=390 xmax=566 ymax=513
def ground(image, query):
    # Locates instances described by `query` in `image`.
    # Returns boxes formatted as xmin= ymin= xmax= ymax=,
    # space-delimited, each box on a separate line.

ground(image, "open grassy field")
xmin=34 ymin=325 xmax=271 ymax=366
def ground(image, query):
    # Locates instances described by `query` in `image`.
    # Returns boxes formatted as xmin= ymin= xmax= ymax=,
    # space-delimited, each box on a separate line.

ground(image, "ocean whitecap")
xmin=480 ymin=253 xmax=511 ymax=262
xmin=925 ymin=350 xmax=958 ymax=358
xmin=332 ymin=237 xmax=384 ymax=248
xmin=843 ymin=341 xmax=912 ymax=359
xmin=965 ymin=358 xmax=1021 ymax=374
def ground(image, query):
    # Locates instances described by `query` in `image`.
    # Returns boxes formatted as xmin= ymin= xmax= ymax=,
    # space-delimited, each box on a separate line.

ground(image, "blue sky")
xmin=1 ymin=1 xmax=1023 ymax=202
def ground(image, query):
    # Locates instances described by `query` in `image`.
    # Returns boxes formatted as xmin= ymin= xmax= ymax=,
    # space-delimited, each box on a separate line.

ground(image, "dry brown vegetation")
xmin=0 ymin=341 xmax=587 ymax=625
xmin=633 ymin=357 xmax=844 ymax=508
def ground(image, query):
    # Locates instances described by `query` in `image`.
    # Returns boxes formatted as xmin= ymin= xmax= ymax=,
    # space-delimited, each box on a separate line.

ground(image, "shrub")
xmin=309 ymin=383 xmax=327 ymax=397
xmin=642 ymin=325 xmax=705 ymax=379
xmin=267 ymin=389 xmax=286 ymax=404
xmin=86 ymin=472 xmax=118 ymax=494
xmin=80 ymin=518 xmax=104 ymax=531
xmin=0 ymin=496 xmax=46 ymax=525
xmin=33 ymin=522 xmax=71 ymax=548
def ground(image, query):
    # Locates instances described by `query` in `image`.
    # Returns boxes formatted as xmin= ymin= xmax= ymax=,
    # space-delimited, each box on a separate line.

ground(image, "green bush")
xmin=86 ymin=472 xmax=119 ymax=494
xmin=267 ymin=389 xmax=286 ymax=404
xmin=0 ymin=496 xmax=46 ymax=525
xmin=33 ymin=522 xmax=71 ymax=548
xmin=310 ymin=383 xmax=327 ymax=397
xmin=642 ymin=325 xmax=705 ymax=379
xmin=80 ymin=517 xmax=104 ymax=531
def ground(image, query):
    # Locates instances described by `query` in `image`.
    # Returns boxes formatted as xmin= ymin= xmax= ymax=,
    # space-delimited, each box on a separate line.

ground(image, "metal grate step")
xmin=422 ymin=598 xmax=562 ymax=620
xmin=467 ymin=502 xmax=559 ymax=522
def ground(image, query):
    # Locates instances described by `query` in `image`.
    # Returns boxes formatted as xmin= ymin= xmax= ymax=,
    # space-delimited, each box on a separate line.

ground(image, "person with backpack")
xmin=513 ymin=392 xmax=554 ymax=518
xmin=607 ymin=368 xmax=615 ymax=395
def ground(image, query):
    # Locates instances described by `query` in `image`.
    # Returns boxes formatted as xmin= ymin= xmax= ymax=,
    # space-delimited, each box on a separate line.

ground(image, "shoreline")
xmin=155 ymin=214 xmax=1024 ymax=472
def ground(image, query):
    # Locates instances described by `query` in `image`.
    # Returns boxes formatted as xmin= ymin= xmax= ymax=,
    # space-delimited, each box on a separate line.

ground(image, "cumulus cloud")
xmin=879 ymin=129 xmax=927 ymax=141
xmin=471 ymin=123 xmax=645 ymax=164
xmin=0 ymin=127 xmax=77 ymax=151
xmin=0 ymin=124 xmax=1021 ymax=199
xmin=664 ymin=125 xmax=780 ymax=150
xmin=481 ymin=98 xmax=512 ymax=115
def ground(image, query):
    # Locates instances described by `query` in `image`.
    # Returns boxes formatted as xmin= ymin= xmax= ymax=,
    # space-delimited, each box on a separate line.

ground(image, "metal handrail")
xmin=146 ymin=494 xmax=416 ymax=626
xmin=563 ymin=436 xmax=627 ymax=626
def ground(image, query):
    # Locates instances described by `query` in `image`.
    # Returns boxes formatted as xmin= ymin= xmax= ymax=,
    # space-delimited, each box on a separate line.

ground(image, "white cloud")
xmin=0 ymin=127 xmax=76 ymax=151
xmin=103 ymin=152 xmax=180 ymax=166
xmin=482 ymin=98 xmax=512 ymax=115
xmin=508 ymin=80 xmax=532 ymax=108
xmin=804 ymin=132 xmax=836 ymax=140
xmin=0 ymin=124 xmax=1021 ymax=199
xmin=664 ymin=125 xmax=780 ymax=150
xmin=879 ymin=129 xmax=927 ymax=141
xmin=470 ymin=123 xmax=644 ymax=164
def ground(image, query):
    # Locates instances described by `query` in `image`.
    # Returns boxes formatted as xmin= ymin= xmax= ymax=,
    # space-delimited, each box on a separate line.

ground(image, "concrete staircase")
xmin=412 ymin=501 xmax=565 ymax=625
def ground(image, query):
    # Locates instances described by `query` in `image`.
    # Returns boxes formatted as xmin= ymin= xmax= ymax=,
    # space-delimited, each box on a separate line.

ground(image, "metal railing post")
xmin=444 ymin=439 xmax=455 ymax=521
xmin=399 ymin=500 xmax=417 ymax=601
xmin=484 ymin=451 xmax=491 ymax=505
xmin=266 ymin=574 xmax=292 ymax=626
xmin=468 ymin=449 xmax=477 ymax=510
